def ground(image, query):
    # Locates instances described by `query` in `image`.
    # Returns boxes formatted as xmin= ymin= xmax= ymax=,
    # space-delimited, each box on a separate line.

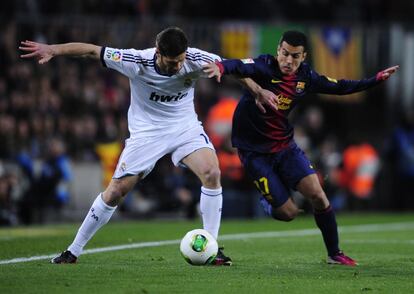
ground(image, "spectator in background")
xmin=387 ymin=109 xmax=414 ymax=210
xmin=0 ymin=115 xmax=16 ymax=159
xmin=0 ymin=162 xmax=19 ymax=226
xmin=205 ymin=97 xmax=245 ymax=185
xmin=18 ymin=137 xmax=72 ymax=224
xmin=317 ymin=137 xmax=344 ymax=211
xmin=337 ymin=140 xmax=380 ymax=210
xmin=206 ymin=97 xmax=256 ymax=218
xmin=302 ymin=106 xmax=326 ymax=149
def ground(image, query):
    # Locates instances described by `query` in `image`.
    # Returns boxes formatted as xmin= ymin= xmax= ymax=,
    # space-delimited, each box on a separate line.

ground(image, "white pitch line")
xmin=0 ymin=221 xmax=413 ymax=265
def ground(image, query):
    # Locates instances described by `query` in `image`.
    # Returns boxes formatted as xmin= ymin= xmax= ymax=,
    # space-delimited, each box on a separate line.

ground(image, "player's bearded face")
xmin=276 ymin=42 xmax=306 ymax=75
xmin=156 ymin=52 xmax=186 ymax=75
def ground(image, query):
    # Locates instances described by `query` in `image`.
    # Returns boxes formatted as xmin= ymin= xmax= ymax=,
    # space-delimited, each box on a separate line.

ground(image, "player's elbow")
xmin=82 ymin=44 xmax=102 ymax=60
xmin=90 ymin=45 xmax=102 ymax=59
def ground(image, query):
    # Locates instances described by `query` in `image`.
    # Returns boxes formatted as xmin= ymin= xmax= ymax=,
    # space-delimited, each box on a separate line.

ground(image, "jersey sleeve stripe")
xmin=185 ymin=56 xmax=215 ymax=63
xmin=186 ymin=53 xmax=215 ymax=63
xmin=186 ymin=52 xmax=215 ymax=58
xmin=122 ymin=58 xmax=154 ymax=64
xmin=123 ymin=53 xmax=154 ymax=62
xmin=122 ymin=57 xmax=154 ymax=66
xmin=122 ymin=55 xmax=154 ymax=62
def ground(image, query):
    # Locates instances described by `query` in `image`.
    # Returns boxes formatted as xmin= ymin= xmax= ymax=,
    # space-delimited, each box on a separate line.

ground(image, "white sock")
xmin=200 ymin=186 xmax=223 ymax=240
xmin=68 ymin=193 xmax=116 ymax=257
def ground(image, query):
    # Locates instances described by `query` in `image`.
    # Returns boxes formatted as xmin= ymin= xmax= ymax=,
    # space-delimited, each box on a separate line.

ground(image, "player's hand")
xmin=254 ymin=88 xmax=279 ymax=113
xmin=19 ymin=40 xmax=55 ymax=64
xmin=376 ymin=65 xmax=399 ymax=81
xmin=203 ymin=62 xmax=222 ymax=83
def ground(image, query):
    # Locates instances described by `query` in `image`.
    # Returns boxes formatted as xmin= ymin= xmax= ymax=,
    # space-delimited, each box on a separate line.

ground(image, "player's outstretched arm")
xmin=313 ymin=64 xmax=400 ymax=95
xmin=19 ymin=40 xmax=101 ymax=64
xmin=376 ymin=65 xmax=399 ymax=81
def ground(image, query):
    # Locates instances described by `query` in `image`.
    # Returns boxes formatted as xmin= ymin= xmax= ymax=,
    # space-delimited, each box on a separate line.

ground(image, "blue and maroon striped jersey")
xmin=219 ymin=54 xmax=380 ymax=153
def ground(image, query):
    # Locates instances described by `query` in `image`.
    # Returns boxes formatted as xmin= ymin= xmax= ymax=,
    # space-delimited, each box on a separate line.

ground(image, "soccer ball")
xmin=180 ymin=229 xmax=218 ymax=265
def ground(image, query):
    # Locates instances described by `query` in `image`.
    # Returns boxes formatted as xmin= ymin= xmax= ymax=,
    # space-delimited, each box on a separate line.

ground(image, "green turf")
xmin=0 ymin=213 xmax=413 ymax=293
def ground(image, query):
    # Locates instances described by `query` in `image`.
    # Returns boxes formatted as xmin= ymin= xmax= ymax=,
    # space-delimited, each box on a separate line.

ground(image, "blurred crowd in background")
xmin=3 ymin=0 xmax=414 ymax=22
xmin=1 ymin=1 xmax=414 ymax=226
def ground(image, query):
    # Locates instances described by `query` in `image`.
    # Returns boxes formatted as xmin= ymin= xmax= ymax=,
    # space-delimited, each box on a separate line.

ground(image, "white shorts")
xmin=113 ymin=124 xmax=215 ymax=179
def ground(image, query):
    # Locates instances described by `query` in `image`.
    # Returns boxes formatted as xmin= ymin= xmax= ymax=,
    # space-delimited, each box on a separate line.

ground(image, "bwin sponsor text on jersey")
xmin=149 ymin=92 xmax=188 ymax=102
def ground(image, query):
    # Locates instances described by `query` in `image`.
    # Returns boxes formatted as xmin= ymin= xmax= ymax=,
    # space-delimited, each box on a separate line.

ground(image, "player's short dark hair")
xmin=156 ymin=27 xmax=188 ymax=57
xmin=279 ymin=31 xmax=308 ymax=52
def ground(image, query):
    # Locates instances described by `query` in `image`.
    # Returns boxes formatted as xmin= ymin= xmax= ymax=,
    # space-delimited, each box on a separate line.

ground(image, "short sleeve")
xmin=101 ymin=47 xmax=142 ymax=79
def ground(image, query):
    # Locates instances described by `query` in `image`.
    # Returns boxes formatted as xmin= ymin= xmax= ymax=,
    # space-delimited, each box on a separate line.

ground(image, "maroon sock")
xmin=313 ymin=205 xmax=340 ymax=256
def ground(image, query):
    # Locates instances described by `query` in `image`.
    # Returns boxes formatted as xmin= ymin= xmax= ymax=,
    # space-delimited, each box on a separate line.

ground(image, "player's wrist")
xmin=215 ymin=61 xmax=224 ymax=75
xmin=49 ymin=44 xmax=60 ymax=57
xmin=253 ymin=86 xmax=266 ymax=99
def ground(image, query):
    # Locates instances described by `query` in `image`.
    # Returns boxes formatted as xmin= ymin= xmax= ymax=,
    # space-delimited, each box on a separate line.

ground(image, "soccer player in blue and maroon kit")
xmin=204 ymin=31 xmax=399 ymax=266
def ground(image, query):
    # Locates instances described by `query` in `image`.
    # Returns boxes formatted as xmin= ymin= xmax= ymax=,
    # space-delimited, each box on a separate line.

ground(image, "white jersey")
xmin=101 ymin=46 xmax=222 ymax=138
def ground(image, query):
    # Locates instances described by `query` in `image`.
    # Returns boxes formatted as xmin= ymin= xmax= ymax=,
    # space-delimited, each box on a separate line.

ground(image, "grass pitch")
xmin=0 ymin=213 xmax=413 ymax=293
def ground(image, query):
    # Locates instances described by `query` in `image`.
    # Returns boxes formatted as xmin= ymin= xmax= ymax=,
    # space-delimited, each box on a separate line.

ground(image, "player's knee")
xmin=307 ymin=189 xmax=327 ymax=207
xmin=272 ymin=207 xmax=298 ymax=222
xmin=275 ymin=211 xmax=298 ymax=222
xmin=201 ymin=165 xmax=221 ymax=186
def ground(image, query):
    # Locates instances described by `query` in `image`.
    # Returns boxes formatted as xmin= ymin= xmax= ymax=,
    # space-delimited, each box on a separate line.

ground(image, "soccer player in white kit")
xmin=20 ymin=27 xmax=276 ymax=265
